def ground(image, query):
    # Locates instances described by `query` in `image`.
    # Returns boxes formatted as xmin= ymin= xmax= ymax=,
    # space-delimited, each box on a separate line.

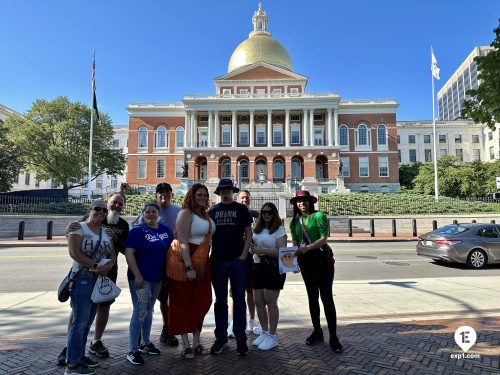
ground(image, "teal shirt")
xmin=290 ymin=211 xmax=329 ymax=244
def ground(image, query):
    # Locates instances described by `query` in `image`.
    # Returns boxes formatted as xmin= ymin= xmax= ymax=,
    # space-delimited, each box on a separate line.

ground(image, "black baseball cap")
xmin=156 ymin=182 xmax=173 ymax=193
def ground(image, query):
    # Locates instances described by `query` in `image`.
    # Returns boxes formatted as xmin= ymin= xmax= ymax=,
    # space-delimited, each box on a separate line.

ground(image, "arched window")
xmin=154 ymin=126 xmax=166 ymax=148
xmin=291 ymin=158 xmax=302 ymax=179
xmin=221 ymin=159 xmax=231 ymax=178
xmin=357 ymin=124 xmax=368 ymax=146
xmin=273 ymin=160 xmax=284 ymax=179
xmin=377 ymin=124 xmax=387 ymax=148
xmin=138 ymin=126 xmax=148 ymax=148
xmin=176 ymin=126 xmax=184 ymax=148
xmin=339 ymin=125 xmax=348 ymax=146
xmin=239 ymin=160 xmax=249 ymax=179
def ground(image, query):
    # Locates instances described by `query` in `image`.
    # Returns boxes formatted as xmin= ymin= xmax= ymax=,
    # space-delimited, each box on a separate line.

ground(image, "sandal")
xmin=194 ymin=344 xmax=210 ymax=355
xmin=182 ymin=347 xmax=194 ymax=359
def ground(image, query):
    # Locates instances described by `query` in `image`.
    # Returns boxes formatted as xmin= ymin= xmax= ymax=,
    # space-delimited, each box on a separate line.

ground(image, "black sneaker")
xmin=57 ymin=347 xmax=67 ymax=367
xmin=330 ymin=336 xmax=343 ymax=353
xmin=160 ymin=327 xmax=179 ymax=346
xmin=80 ymin=356 xmax=99 ymax=368
xmin=64 ymin=363 xmax=96 ymax=375
xmin=305 ymin=329 xmax=324 ymax=345
xmin=236 ymin=340 xmax=248 ymax=356
xmin=89 ymin=340 xmax=109 ymax=358
xmin=139 ymin=342 xmax=161 ymax=355
xmin=127 ymin=350 xmax=145 ymax=365
xmin=210 ymin=339 xmax=229 ymax=355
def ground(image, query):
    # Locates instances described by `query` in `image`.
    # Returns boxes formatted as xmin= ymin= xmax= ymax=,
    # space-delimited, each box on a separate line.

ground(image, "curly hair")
xmin=182 ymin=183 xmax=210 ymax=215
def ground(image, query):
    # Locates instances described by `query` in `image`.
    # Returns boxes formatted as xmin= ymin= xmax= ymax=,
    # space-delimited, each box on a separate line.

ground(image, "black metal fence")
xmin=0 ymin=196 xmax=91 ymax=216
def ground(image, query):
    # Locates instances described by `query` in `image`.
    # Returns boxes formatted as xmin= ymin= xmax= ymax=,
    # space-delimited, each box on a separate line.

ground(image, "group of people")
xmin=61 ymin=179 xmax=342 ymax=375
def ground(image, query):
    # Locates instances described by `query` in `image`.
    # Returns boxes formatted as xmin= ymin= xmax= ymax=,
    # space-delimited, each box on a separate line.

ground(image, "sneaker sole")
xmin=64 ymin=371 xmax=95 ymax=375
xmin=84 ymin=363 xmax=100 ymax=368
xmin=88 ymin=350 xmax=109 ymax=358
xmin=258 ymin=343 xmax=278 ymax=351
xmin=210 ymin=343 xmax=229 ymax=354
xmin=126 ymin=356 xmax=144 ymax=365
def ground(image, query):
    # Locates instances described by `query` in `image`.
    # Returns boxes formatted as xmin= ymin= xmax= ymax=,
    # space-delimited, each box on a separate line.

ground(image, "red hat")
xmin=290 ymin=190 xmax=318 ymax=205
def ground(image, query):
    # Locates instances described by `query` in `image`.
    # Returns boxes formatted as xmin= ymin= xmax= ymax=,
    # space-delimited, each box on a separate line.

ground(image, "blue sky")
xmin=1 ymin=0 xmax=498 ymax=125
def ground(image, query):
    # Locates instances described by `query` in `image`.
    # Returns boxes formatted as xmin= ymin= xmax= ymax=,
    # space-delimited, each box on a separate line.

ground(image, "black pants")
xmin=302 ymin=264 xmax=337 ymax=337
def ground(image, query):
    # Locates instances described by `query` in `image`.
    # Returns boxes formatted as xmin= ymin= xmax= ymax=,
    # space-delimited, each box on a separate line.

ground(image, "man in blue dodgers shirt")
xmin=209 ymin=179 xmax=253 ymax=356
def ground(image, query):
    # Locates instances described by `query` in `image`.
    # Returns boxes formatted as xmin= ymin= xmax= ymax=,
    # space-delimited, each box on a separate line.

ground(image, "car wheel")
xmin=466 ymin=249 xmax=487 ymax=269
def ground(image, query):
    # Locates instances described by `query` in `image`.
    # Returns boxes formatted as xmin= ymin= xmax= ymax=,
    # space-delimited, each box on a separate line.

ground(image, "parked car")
xmin=416 ymin=223 xmax=500 ymax=269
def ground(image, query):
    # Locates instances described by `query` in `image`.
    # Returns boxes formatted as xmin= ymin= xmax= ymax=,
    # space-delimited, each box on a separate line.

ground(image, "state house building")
xmin=127 ymin=5 xmax=400 ymax=195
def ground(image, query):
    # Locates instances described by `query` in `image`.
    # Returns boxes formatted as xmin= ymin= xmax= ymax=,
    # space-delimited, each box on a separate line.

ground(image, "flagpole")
xmin=431 ymin=46 xmax=439 ymax=202
xmin=87 ymin=50 xmax=95 ymax=200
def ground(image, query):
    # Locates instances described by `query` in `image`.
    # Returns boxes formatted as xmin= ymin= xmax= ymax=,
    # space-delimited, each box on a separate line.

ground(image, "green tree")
xmin=461 ymin=19 xmax=500 ymax=130
xmin=5 ymin=97 xmax=126 ymax=189
xmin=399 ymin=162 xmax=422 ymax=189
xmin=0 ymin=121 xmax=24 ymax=192
xmin=413 ymin=156 xmax=463 ymax=197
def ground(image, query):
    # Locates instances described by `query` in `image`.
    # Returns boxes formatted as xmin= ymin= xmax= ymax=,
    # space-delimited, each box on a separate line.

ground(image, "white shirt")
xmin=188 ymin=214 xmax=216 ymax=245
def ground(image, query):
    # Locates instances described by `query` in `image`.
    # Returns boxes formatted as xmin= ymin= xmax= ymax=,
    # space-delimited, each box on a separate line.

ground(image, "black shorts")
xmin=252 ymin=257 xmax=286 ymax=290
xmin=99 ymin=263 xmax=118 ymax=307
xmin=157 ymin=281 xmax=170 ymax=304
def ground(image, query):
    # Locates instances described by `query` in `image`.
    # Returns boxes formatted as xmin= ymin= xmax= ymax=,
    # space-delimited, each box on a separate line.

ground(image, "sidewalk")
xmin=1 ymin=276 xmax=499 ymax=374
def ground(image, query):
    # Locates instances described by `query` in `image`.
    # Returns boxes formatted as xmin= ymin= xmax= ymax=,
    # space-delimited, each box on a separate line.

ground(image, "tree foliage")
xmin=399 ymin=162 xmax=422 ymax=189
xmin=0 ymin=121 xmax=24 ymax=192
xmin=4 ymin=97 xmax=126 ymax=189
xmin=413 ymin=156 xmax=500 ymax=197
xmin=461 ymin=19 xmax=500 ymax=130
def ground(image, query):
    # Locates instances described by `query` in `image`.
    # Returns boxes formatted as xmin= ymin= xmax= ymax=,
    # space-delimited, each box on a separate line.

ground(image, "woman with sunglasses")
xmin=124 ymin=201 xmax=173 ymax=365
xmin=290 ymin=190 xmax=342 ymax=353
xmin=65 ymin=201 xmax=115 ymax=375
xmin=250 ymin=202 xmax=287 ymax=351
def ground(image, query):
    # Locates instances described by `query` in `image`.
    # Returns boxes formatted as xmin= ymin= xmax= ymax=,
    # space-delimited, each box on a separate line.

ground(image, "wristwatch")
xmin=186 ymin=265 xmax=193 ymax=272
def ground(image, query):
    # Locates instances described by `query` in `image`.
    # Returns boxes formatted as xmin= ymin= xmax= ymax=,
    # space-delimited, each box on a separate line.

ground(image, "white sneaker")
xmin=258 ymin=334 xmax=278 ymax=351
xmin=248 ymin=319 xmax=262 ymax=335
xmin=252 ymin=332 xmax=268 ymax=347
xmin=227 ymin=322 xmax=235 ymax=338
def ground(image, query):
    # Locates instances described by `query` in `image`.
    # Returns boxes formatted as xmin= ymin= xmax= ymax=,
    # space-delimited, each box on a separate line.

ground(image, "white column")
xmin=309 ymin=109 xmax=315 ymax=146
xmin=249 ymin=110 xmax=255 ymax=147
xmin=285 ymin=109 xmax=290 ymax=147
xmin=327 ymin=108 xmax=333 ymax=146
xmin=231 ymin=110 xmax=237 ymax=147
xmin=303 ymin=109 xmax=308 ymax=146
xmin=184 ymin=112 xmax=190 ymax=147
xmin=267 ymin=110 xmax=272 ymax=146
xmin=214 ymin=111 xmax=220 ymax=147
xmin=208 ymin=110 xmax=213 ymax=147
xmin=191 ymin=112 xmax=196 ymax=147
xmin=334 ymin=109 xmax=339 ymax=146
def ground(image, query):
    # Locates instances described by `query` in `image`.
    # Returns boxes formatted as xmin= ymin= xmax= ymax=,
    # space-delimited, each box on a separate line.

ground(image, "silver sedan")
xmin=416 ymin=223 xmax=500 ymax=269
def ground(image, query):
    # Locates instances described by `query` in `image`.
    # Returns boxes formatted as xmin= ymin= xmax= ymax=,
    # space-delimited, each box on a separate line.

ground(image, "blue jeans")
xmin=128 ymin=279 xmax=162 ymax=351
xmin=211 ymin=257 xmax=247 ymax=342
xmin=67 ymin=275 xmax=98 ymax=365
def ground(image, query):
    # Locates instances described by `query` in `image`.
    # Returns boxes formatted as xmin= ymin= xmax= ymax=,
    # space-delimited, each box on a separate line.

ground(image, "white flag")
xmin=431 ymin=51 xmax=440 ymax=80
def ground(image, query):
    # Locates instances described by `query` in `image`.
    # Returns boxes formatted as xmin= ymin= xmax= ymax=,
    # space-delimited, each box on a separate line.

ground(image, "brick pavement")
xmin=0 ymin=316 xmax=498 ymax=375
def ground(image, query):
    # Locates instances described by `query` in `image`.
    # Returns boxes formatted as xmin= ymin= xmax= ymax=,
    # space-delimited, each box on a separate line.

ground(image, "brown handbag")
xmin=166 ymin=218 xmax=212 ymax=282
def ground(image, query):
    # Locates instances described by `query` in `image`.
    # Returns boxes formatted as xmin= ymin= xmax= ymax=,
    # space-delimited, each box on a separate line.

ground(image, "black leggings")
xmin=302 ymin=265 xmax=337 ymax=337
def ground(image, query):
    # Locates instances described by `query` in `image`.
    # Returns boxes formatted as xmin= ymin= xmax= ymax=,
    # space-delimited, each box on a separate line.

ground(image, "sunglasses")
xmin=261 ymin=210 xmax=274 ymax=215
xmin=92 ymin=207 xmax=109 ymax=213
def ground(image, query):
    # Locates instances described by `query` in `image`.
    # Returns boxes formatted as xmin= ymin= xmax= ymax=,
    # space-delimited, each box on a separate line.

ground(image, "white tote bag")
xmin=91 ymin=275 xmax=121 ymax=303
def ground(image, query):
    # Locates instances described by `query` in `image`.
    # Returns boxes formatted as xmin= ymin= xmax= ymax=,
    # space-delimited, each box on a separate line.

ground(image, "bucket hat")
xmin=214 ymin=179 xmax=239 ymax=195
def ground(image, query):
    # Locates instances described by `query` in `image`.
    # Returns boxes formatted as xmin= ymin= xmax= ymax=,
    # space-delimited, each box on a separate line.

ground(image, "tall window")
xmin=314 ymin=127 xmax=324 ymax=146
xmin=138 ymin=127 xmax=148 ymax=149
xmin=473 ymin=149 xmax=481 ymax=161
xmin=221 ymin=160 xmax=231 ymax=178
xmin=291 ymin=158 xmax=302 ymax=179
xmin=138 ymin=160 xmax=146 ymax=179
xmin=424 ymin=149 xmax=432 ymax=162
xmin=156 ymin=159 xmax=165 ymax=178
xmin=154 ymin=127 xmax=166 ymax=148
xmin=176 ymin=127 xmax=184 ymax=148
xmin=111 ymin=176 xmax=118 ymax=189
xmin=357 ymin=124 xmax=368 ymax=146
xmin=359 ymin=157 xmax=369 ymax=177
xmin=377 ymin=124 xmax=387 ymax=148
xmin=378 ymin=157 xmax=388 ymax=177
xmin=199 ymin=129 xmax=208 ymax=147
xmin=472 ymin=135 xmax=480 ymax=143
xmin=340 ymin=157 xmax=350 ymax=177
xmin=456 ymin=149 xmax=463 ymax=162
xmin=175 ymin=159 xmax=184 ymax=178
xmin=424 ymin=135 xmax=431 ymax=144
xmin=408 ymin=135 xmax=416 ymax=144
xmin=256 ymin=125 xmax=266 ymax=145
xmin=239 ymin=126 xmax=249 ymax=145
xmin=409 ymin=149 xmax=417 ymax=163
xmin=273 ymin=160 xmax=284 ymax=179
xmin=239 ymin=160 xmax=249 ymax=179
xmin=96 ymin=175 xmax=103 ymax=189
xmin=291 ymin=124 xmax=301 ymax=144
xmin=222 ymin=126 xmax=231 ymax=145
xmin=490 ymin=146 xmax=495 ymax=160
xmin=398 ymin=149 xmax=401 ymax=163
xmin=25 ymin=173 xmax=30 ymax=185
xmin=339 ymin=124 xmax=348 ymax=147
xmin=273 ymin=125 xmax=283 ymax=144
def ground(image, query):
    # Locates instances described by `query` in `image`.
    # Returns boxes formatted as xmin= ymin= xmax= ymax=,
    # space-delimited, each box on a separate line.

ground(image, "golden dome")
xmin=228 ymin=34 xmax=293 ymax=73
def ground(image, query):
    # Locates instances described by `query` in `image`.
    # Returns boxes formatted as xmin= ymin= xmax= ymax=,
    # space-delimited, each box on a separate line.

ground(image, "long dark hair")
xmin=254 ymin=202 xmax=281 ymax=234
xmin=292 ymin=199 xmax=316 ymax=222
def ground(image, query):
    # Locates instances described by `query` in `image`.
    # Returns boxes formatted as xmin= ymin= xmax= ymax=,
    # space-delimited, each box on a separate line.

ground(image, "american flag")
xmin=92 ymin=56 xmax=100 ymax=121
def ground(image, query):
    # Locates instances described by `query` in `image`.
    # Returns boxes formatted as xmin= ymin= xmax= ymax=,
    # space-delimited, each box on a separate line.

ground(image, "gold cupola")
xmin=227 ymin=3 xmax=293 ymax=72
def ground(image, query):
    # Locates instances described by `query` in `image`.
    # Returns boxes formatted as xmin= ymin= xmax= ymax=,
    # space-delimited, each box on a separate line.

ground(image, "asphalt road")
xmin=1 ymin=242 xmax=499 ymax=293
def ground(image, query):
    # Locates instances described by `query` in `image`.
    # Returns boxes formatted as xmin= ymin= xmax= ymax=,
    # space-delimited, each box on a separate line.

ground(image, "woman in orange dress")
xmin=168 ymin=183 xmax=215 ymax=358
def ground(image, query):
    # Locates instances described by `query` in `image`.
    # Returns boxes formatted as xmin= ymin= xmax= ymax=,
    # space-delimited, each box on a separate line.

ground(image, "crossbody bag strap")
xmin=298 ymin=216 xmax=312 ymax=245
